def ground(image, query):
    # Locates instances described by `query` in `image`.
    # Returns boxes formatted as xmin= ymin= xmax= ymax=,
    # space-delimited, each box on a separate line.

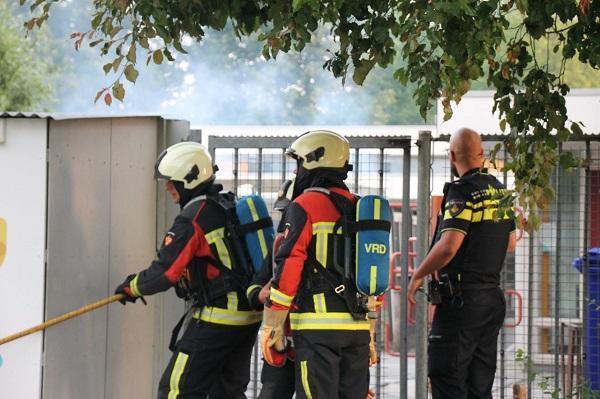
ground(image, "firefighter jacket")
xmin=126 ymin=194 xmax=262 ymax=326
xmin=270 ymin=187 xmax=370 ymax=331
xmin=436 ymin=168 xmax=516 ymax=285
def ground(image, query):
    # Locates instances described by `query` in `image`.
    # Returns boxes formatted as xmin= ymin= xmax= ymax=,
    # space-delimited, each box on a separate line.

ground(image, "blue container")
xmin=573 ymin=248 xmax=600 ymax=391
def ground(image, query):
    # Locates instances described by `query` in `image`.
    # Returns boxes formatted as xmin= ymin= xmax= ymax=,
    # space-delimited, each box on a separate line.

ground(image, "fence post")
xmin=399 ymin=143 xmax=412 ymax=399
xmin=415 ymin=131 xmax=432 ymax=399
xmin=554 ymin=143 xmax=562 ymax=388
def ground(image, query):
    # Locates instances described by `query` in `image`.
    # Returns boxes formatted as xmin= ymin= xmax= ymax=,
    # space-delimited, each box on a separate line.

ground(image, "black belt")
xmin=459 ymin=283 xmax=499 ymax=291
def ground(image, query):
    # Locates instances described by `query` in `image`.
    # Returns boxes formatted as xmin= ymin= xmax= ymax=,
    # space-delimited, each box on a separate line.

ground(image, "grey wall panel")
xmin=45 ymin=119 xmax=112 ymax=399
xmin=151 ymin=121 xmax=190 ymax=390
xmin=105 ymin=118 xmax=159 ymax=399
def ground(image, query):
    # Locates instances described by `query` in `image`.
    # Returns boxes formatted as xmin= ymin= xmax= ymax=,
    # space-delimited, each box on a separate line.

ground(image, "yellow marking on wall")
xmin=0 ymin=218 xmax=5 ymax=267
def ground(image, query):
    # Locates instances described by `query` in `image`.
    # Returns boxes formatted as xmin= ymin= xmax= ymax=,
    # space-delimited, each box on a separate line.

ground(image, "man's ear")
xmin=449 ymin=150 xmax=457 ymax=163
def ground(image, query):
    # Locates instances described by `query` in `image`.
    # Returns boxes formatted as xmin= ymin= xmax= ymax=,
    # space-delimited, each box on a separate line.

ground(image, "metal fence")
xmin=207 ymin=132 xmax=600 ymax=398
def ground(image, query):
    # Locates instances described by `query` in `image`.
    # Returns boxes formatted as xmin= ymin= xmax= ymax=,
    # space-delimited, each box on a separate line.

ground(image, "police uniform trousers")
xmin=257 ymin=360 xmax=295 ymax=399
xmin=157 ymin=319 xmax=260 ymax=399
xmin=428 ymin=286 xmax=506 ymax=399
xmin=292 ymin=330 xmax=370 ymax=399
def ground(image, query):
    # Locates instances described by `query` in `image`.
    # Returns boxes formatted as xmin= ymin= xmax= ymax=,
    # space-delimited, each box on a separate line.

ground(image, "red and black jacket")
xmin=126 ymin=193 xmax=262 ymax=326
xmin=269 ymin=187 xmax=370 ymax=331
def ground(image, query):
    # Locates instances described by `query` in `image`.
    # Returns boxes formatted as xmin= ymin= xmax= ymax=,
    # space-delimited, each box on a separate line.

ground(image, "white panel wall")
xmin=0 ymin=118 xmax=48 ymax=398
xmin=436 ymin=89 xmax=600 ymax=135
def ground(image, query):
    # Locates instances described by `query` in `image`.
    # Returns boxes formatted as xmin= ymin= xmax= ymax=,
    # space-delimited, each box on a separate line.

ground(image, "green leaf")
xmin=153 ymin=50 xmax=164 ymax=65
xmin=112 ymin=56 xmax=124 ymax=72
xmin=139 ymin=37 xmax=150 ymax=50
xmin=102 ymin=62 xmax=113 ymax=74
xmin=112 ymin=82 xmax=125 ymax=101
xmin=571 ymin=122 xmax=583 ymax=137
xmin=124 ymin=64 xmax=139 ymax=83
xmin=352 ymin=59 xmax=375 ymax=86
xmin=499 ymin=119 xmax=507 ymax=132
xmin=91 ymin=13 xmax=103 ymax=30
xmin=163 ymin=48 xmax=175 ymax=61
xmin=173 ymin=40 xmax=188 ymax=54
xmin=516 ymin=0 xmax=528 ymax=14
xmin=126 ymin=45 xmax=136 ymax=63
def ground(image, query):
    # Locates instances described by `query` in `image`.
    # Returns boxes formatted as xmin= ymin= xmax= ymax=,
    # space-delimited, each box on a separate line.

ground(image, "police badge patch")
xmin=164 ymin=232 xmax=175 ymax=246
xmin=447 ymin=199 xmax=465 ymax=217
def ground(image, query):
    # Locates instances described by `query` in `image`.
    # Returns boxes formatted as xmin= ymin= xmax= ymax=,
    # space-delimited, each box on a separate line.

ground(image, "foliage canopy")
xmin=0 ymin=2 xmax=56 ymax=111
xmin=20 ymin=0 xmax=600 ymax=227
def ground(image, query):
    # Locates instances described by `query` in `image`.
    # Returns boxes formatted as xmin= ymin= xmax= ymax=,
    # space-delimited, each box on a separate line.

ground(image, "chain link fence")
xmin=207 ymin=132 xmax=600 ymax=398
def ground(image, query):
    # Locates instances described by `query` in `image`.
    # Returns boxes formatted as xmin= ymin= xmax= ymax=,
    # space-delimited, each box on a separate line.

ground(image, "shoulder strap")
xmin=199 ymin=193 xmax=251 ymax=282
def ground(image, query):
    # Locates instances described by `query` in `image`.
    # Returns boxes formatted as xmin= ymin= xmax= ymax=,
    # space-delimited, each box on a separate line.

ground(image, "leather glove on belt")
xmin=260 ymin=306 xmax=289 ymax=367
xmin=368 ymin=313 xmax=378 ymax=366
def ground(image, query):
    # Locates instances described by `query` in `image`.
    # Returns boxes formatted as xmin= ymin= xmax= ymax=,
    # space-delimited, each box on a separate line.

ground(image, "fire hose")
xmin=0 ymin=294 xmax=125 ymax=346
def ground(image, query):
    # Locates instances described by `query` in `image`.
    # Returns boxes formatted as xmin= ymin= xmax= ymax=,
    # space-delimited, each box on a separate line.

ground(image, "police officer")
xmin=114 ymin=142 xmax=262 ymax=399
xmin=407 ymin=128 xmax=517 ymax=399
xmin=260 ymin=130 xmax=371 ymax=399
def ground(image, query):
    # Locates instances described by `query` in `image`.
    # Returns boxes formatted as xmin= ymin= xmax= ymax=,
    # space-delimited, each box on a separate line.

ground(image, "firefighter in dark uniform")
xmin=246 ymin=179 xmax=296 ymax=399
xmin=408 ymin=128 xmax=517 ymax=399
xmin=260 ymin=130 xmax=372 ymax=399
xmin=114 ymin=142 xmax=262 ymax=399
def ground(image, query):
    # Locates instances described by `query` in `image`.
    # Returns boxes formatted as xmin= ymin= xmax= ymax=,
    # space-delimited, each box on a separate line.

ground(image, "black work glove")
xmin=114 ymin=274 xmax=145 ymax=305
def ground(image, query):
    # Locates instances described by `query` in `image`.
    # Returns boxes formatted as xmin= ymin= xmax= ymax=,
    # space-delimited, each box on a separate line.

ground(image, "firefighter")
xmin=246 ymin=178 xmax=296 ymax=399
xmin=407 ymin=128 xmax=517 ymax=399
xmin=260 ymin=130 xmax=371 ymax=399
xmin=114 ymin=142 xmax=262 ymax=399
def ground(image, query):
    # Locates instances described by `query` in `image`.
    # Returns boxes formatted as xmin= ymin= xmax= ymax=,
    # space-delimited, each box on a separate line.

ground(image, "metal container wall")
xmin=43 ymin=117 xmax=188 ymax=399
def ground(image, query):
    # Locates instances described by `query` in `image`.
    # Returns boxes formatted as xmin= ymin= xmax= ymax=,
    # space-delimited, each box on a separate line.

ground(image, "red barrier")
xmin=503 ymin=288 xmax=523 ymax=328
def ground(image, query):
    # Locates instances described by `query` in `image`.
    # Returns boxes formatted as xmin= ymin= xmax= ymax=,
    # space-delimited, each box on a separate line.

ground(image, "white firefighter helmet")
xmin=154 ymin=142 xmax=215 ymax=189
xmin=286 ymin=130 xmax=350 ymax=170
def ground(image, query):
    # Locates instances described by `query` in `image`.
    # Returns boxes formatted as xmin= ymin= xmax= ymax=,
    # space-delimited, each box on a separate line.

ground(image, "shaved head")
xmin=450 ymin=128 xmax=483 ymax=164
xmin=448 ymin=128 xmax=483 ymax=177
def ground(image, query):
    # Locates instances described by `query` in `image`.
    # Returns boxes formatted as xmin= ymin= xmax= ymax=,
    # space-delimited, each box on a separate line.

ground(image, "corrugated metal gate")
xmin=207 ymin=133 xmax=600 ymax=398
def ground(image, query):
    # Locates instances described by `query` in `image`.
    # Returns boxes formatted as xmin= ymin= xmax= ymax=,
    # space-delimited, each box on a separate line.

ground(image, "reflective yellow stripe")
xmin=290 ymin=312 xmax=370 ymax=330
xmin=247 ymin=197 xmax=268 ymax=258
xmin=301 ymin=360 xmax=313 ymax=399
xmin=205 ymin=228 xmax=232 ymax=269
xmin=270 ymin=287 xmax=294 ymax=307
xmin=313 ymin=222 xmax=335 ymax=268
xmin=167 ymin=352 xmax=189 ymax=399
xmin=369 ymin=266 xmax=377 ymax=294
xmin=470 ymin=206 xmax=513 ymax=222
xmin=246 ymin=284 xmax=262 ymax=298
xmin=470 ymin=201 xmax=499 ymax=210
xmin=313 ymin=293 xmax=327 ymax=313
xmin=227 ymin=291 xmax=238 ymax=311
xmin=374 ymin=197 xmax=381 ymax=220
xmin=443 ymin=208 xmax=472 ymax=221
xmin=130 ymin=274 xmax=142 ymax=297
xmin=193 ymin=307 xmax=263 ymax=326
xmin=315 ymin=231 xmax=328 ymax=268
xmin=312 ymin=222 xmax=336 ymax=234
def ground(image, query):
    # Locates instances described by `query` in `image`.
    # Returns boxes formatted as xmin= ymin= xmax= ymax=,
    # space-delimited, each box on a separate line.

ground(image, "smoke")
xmin=41 ymin=2 xmax=422 ymax=126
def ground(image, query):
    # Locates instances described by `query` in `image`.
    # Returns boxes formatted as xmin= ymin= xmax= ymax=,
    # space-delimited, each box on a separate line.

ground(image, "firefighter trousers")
xmin=428 ymin=287 xmax=506 ymax=399
xmin=292 ymin=329 xmax=370 ymax=399
xmin=157 ymin=319 xmax=260 ymax=399
xmin=257 ymin=360 xmax=295 ymax=399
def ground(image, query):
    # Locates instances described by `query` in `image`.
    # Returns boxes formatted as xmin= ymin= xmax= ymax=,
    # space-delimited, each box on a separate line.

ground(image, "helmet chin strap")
xmin=173 ymin=176 xmax=217 ymax=208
